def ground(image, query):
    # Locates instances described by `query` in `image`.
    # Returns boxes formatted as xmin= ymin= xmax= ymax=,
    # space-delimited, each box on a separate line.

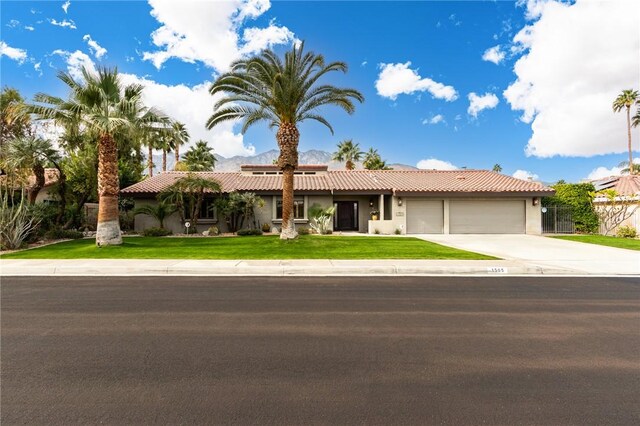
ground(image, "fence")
xmin=542 ymin=205 xmax=575 ymax=234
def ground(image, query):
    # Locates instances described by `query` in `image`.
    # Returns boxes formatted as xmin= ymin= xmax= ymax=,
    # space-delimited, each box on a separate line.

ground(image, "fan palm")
xmin=362 ymin=147 xmax=391 ymax=170
xmin=133 ymin=200 xmax=176 ymax=229
xmin=183 ymin=140 xmax=216 ymax=171
xmin=171 ymin=121 xmax=189 ymax=165
xmin=207 ymin=42 xmax=363 ymax=239
xmin=161 ymin=174 xmax=221 ymax=229
xmin=28 ymin=66 xmax=168 ymax=245
xmin=333 ymin=139 xmax=364 ymax=170
xmin=613 ymin=89 xmax=638 ymax=175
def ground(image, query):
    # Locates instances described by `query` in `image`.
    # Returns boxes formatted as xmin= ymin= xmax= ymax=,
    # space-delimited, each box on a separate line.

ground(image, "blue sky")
xmin=1 ymin=0 xmax=638 ymax=183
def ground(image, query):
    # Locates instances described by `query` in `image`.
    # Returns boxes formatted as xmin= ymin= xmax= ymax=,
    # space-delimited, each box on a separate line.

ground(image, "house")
xmin=0 ymin=168 xmax=60 ymax=203
xmin=592 ymin=175 xmax=640 ymax=234
xmin=121 ymin=164 xmax=554 ymax=235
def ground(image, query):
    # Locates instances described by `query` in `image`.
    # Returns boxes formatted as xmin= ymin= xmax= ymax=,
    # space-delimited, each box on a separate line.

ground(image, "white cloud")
xmin=375 ymin=62 xmax=458 ymax=101
xmin=504 ymin=0 xmax=640 ymax=157
xmin=0 ymin=41 xmax=28 ymax=63
xmin=24 ymin=25 xmax=35 ymax=31
xmin=482 ymin=45 xmax=505 ymax=64
xmin=49 ymin=18 xmax=76 ymax=29
xmin=416 ymin=158 xmax=458 ymax=170
xmin=62 ymin=1 xmax=71 ymax=14
xmin=512 ymin=169 xmax=539 ymax=181
xmin=143 ymin=0 xmax=295 ymax=72
xmin=83 ymin=34 xmax=107 ymax=59
xmin=7 ymin=19 xmax=20 ymax=28
xmin=467 ymin=92 xmax=499 ymax=117
xmin=422 ymin=114 xmax=445 ymax=125
xmin=33 ymin=61 xmax=42 ymax=76
xmin=587 ymin=158 xmax=640 ymax=180
xmin=361 ymin=61 xmax=367 ymax=67
xmin=51 ymin=49 xmax=97 ymax=80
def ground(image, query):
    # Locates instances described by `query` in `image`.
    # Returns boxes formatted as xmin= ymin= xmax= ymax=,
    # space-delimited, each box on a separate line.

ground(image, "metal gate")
xmin=542 ymin=205 xmax=575 ymax=234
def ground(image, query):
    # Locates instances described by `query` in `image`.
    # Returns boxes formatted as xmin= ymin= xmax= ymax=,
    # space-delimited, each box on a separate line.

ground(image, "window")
xmin=185 ymin=198 xmax=216 ymax=221
xmin=275 ymin=197 xmax=305 ymax=219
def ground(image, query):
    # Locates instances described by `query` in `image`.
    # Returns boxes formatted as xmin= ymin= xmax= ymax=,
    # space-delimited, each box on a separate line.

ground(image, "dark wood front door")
xmin=335 ymin=201 xmax=358 ymax=231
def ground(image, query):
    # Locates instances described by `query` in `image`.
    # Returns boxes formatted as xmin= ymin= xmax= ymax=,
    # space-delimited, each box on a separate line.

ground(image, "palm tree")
xmin=29 ymin=66 xmax=167 ymax=245
xmin=207 ymin=42 xmax=363 ymax=239
xmin=333 ymin=139 xmax=364 ymax=170
xmin=617 ymin=160 xmax=640 ymax=175
xmin=4 ymin=136 xmax=60 ymax=204
xmin=362 ymin=147 xmax=391 ymax=170
xmin=492 ymin=164 xmax=502 ymax=173
xmin=133 ymin=200 xmax=176 ymax=229
xmin=161 ymin=174 xmax=221 ymax=229
xmin=613 ymin=89 xmax=638 ymax=175
xmin=171 ymin=121 xmax=189 ymax=166
xmin=183 ymin=140 xmax=216 ymax=171
xmin=632 ymin=105 xmax=640 ymax=129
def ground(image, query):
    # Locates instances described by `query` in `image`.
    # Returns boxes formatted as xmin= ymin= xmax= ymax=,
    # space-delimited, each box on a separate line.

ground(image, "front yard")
xmin=552 ymin=235 xmax=640 ymax=251
xmin=0 ymin=235 xmax=495 ymax=260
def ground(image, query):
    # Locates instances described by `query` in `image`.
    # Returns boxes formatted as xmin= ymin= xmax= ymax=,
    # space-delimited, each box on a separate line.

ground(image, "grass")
xmin=552 ymin=235 xmax=640 ymax=251
xmin=0 ymin=235 xmax=496 ymax=260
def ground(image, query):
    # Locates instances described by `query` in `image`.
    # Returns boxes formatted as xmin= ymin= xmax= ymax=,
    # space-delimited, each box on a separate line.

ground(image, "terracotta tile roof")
xmin=122 ymin=169 xmax=554 ymax=196
xmin=593 ymin=175 xmax=640 ymax=198
xmin=0 ymin=168 xmax=60 ymax=189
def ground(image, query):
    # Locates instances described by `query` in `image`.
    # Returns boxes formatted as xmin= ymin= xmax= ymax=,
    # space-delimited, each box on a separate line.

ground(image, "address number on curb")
xmin=487 ymin=267 xmax=508 ymax=273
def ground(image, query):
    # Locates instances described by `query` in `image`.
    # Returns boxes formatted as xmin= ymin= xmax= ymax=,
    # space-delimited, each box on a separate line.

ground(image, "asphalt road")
xmin=2 ymin=276 xmax=639 ymax=425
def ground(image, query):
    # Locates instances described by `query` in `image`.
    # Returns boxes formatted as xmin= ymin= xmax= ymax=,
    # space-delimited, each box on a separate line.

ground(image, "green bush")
xmin=208 ymin=226 xmax=219 ymax=236
xmin=395 ymin=228 xmax=402 ymax=235
xmin=616 ymin=225 xmax=637 ymax=239
xmin=261 ymin=223 xmax=271 ymax=233
xmin=237 ymin=228 xmax=262 ymax=236
xmin=142 ymin=227 xmax=172 ymax=237
xmin=44 ymin=228 xmax=84 ymax=240
xmin=374 ymin=229 xmax=380 ymax=234
xmin=542 ymin=183 xmax=599 ymax=233
xmin=298 ymin=227 xmax=310 ymax=235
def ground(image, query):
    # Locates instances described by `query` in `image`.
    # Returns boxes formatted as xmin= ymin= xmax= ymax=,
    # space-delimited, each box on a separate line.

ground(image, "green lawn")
xmin=552 ymin=235 xmax=640 ymax=251
xmin=1 ymin=235 xmax=495 ymax=260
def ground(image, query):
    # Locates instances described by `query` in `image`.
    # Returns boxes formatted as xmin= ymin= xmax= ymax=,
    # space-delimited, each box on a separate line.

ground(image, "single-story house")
xmin=592 ymin=175 xmax=640 ymax=234
xmin=0 ymin=168 xmax=60 ymax=203
xmin=121 ymin=164 xmax=554 ymax=235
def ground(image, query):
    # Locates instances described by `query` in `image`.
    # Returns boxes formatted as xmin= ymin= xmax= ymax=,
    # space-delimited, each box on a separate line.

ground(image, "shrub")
xmin=542 ymin=183 xmax=599 ymax=233
xmin=374 ymin=229 xmax=380 ymax=234
xmin=298 ymin=227 xmax=310 ymax=235
xmin=44 ymin=228 xmax=84 ymax=240
xmin=308 ymin=204 xmax=336 ymax=235
xmin=616 ymin=225 xmax=637 ymax=239
xmin=261 ymin=223 xmax=271 ymax=233
xmin=142 ymin=227 xmax=172 ymax=237
xmin=208 ymin=226 xmax=219 ymax=236
xmin=237 ymin=228 xmax=262 ymax=236
xmin=395 ymin=228 xmax=402 ymax=235
xmin=0 ymin=190 xmax=42 ymax=250
xmin=119 ymin=210 xmax=135 ymax=232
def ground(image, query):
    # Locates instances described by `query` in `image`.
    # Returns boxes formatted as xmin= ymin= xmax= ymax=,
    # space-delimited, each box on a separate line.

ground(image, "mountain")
xmin=148 ymin=149 xmax=415 ymax=174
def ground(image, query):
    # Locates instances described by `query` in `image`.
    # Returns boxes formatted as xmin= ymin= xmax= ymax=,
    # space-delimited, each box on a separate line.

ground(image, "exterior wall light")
xmin=397 ymin=197 xmax=403 ymax=206
xmin=532 ymin=197 xmax=539 ymax=206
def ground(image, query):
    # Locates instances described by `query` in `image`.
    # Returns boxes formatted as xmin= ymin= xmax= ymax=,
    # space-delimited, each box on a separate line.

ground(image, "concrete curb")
xmin=0 ymin=259 xmax=587 ymax=276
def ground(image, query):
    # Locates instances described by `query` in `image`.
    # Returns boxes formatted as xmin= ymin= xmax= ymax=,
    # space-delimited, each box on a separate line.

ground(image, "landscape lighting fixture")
xmin=397 ymin=197 xmax=403 ymax=206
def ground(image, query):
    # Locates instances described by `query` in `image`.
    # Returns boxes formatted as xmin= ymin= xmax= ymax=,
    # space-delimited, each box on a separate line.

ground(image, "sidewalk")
xmin=0 ymin=258 xmax=605 ymax=276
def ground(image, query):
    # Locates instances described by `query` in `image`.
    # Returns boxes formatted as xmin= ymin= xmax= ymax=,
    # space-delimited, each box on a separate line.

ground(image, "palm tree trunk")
xmin=148 ymin=144 xmax=154 ymax=177
xmin=29 ymin=163 xmax=45 ymax=204
xmin=627 ymin=106 xmax=634 ymax=175
xmin=276 ymin=123 xmax=299 ymax=240
xmin=96 ymin=133 xmax=122 ymax=246
xmin=162 ymin=149 xmax=167 ymax=172
xmin=175 ymin=144 xmax=180 ymax=165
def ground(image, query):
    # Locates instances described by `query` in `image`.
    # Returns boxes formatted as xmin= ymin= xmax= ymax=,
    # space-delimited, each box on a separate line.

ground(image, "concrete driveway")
xmin=418 ymin=234 xmax=640 ymax=275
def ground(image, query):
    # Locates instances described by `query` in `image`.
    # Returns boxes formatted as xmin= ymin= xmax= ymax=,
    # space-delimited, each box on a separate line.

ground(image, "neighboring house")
xmin=0 ymin=168 xmax=60 ymax=203
xmin=592 ymin=175 xmax=640 ymax=234
xmin=121 ymin=164 xmax=554 ymax=235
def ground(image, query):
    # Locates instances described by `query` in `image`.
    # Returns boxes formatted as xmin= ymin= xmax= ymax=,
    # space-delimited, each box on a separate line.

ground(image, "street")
xmin=2 ymin=276 xmax=639 ymax=425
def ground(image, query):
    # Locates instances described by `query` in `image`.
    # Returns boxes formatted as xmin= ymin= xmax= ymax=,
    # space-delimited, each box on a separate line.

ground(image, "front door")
xmin=334 ymin=201 xmax=358 ymax=231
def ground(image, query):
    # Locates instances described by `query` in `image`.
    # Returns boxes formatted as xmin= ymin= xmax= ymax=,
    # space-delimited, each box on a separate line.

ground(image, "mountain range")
xmin=150 ymin=149 xmax=417 ymax=173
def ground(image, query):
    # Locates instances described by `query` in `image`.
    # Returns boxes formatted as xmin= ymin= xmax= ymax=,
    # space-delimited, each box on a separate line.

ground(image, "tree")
xmin=4 ymin=136 xmax=60 ymax=204
xmin=492 ymin=164 xmax=502 ymax=173
xmin=333 ymin=139 xmax=364 ymax=170
xmin=183 ymin=140 xmax=216 ymax=171
xmin=632 ymin=105 xmax=640 ymax=128
xmin=160 ymin=174 xmax=221 ymax=229
xmin=29 ymin=66 xmax=168 ymax=245
xmin=1 ymin=87 xmax=31 ymax=149
xmin=362 ymin=147 xmax=391 ymax=170
xmin=215 ymin=191 xmax=264 ymax=233
xmin=133 ymin=200 xmax=176 ymax=229
xmin=592 ymin=189 xmax=636 ymax=236
xmin=617 ymin=160 xmax=640 ymax=175
xmin=613 ymin=89 xmax=638 ymax=175
xmin=171 ymin=121 xmax=189 ymax=166
xmin=207 ymin=42 xmax=363 ymax=239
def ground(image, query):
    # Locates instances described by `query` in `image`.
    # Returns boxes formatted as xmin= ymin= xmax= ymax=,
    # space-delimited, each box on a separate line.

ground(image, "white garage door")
xmin=450 ymin=200 xmax=525 ymax=234
xmin=406 ymin=199 xmax=444 ymax=234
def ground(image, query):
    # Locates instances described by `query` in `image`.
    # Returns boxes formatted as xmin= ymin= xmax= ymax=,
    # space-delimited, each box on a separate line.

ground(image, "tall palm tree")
xmin=4 ymin=136 xmax=60 ymax=204
xmin=171 ymin=121 xmax=189 ymax=166
xmin=333 ymin=139 xmax=364 ymax=170
xmin=183 ymin=140 xmax=216 ymax=171
xmin=362 ymin=147 xmax=390 ymax=170
xmin=29 ymin=66 xmax=167 ymax=245
xmin=613 ymin=89 xmax=638 ymax=175
xmin=207 ymin=42 xmax=363 ymax=239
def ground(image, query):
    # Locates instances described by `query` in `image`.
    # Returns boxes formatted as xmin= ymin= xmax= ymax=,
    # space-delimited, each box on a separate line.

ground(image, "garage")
xmin=449 ymin=200 xmax=525 ymax=234
xmin=406 ymin=199 xmax=444 ymax=234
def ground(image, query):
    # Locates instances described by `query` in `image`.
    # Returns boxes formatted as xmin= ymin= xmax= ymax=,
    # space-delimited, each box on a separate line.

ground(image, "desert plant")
xmin=142 ymin=227 xmax=172 ymax=237
xmin=207 ymin=225 xmax=219 ymax=236
xmin=395 ymin=228 xmax=402 ymax=235
xmin=308 ymin=204 xmax=336 ymax=235
xmin=0 ymin=188 xmax=42 ymax=250
xmin=616 ymin=225 xmax=637 ymax=239
xmin=261 ymin=223 xmax=271 ymax=233
xmin=374 ymin=229 xmax=380 ymax=234
xmin=593 ymin=189 xmax=636 ymax=236
xmin=133 ymin=200 xmax=176 ymax=229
